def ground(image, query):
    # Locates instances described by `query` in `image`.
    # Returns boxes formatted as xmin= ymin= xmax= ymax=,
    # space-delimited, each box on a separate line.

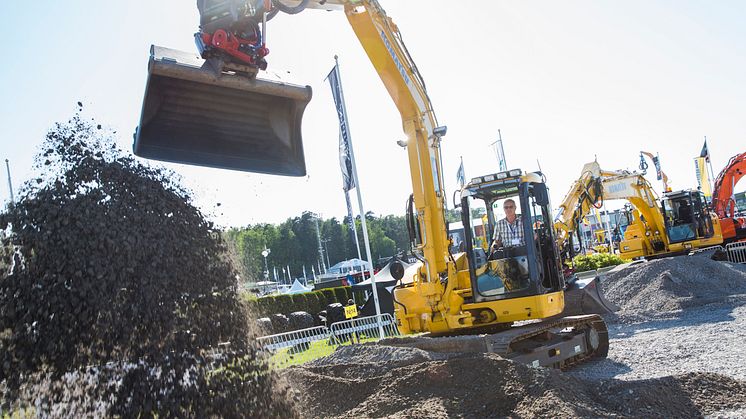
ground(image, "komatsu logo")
xmin=608 ymin=183 xmax=627 ymax=193
xmin=381 ymin=30 xmax=410 ymax=86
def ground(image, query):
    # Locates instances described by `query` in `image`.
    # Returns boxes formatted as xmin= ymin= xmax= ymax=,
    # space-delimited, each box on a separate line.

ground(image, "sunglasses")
xmin=503 ymin=205 xmax=516 ymax=209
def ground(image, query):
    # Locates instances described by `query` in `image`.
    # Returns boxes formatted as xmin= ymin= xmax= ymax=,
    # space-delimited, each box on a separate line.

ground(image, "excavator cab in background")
xmin=661 ymin=190 xmax=714 ymax=244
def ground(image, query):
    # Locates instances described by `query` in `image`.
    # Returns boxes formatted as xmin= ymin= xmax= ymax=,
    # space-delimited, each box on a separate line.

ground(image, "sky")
xmin=1 ymin=1 xmax=745 ymax=228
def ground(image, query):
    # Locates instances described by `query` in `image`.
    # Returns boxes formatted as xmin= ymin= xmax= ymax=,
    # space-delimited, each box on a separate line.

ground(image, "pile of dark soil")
xmin=0 ymin=114 xmax=297 ymax=417
xmin=285 ymin=345 xmax=746 ymax=418
xmin=601 ymin=257 xmax=746 ymax=314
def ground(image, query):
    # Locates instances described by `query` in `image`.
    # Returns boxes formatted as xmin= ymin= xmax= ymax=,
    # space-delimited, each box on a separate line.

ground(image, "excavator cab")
xmin=661 ymin=191 xmax=714 ymax=243
xmin=459 ymin=171 xmax=566 ymax=304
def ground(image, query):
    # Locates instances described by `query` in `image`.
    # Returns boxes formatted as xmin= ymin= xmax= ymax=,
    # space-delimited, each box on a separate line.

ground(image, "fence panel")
xmin=257 ymin=314 xmax=401 ymax=368
xmin=256 ymin=325 xmax=334 ymax=368
xmin=726 ymin=242 xmax=746 ymax=264
xmin=329 ymin=313 xmax=400 ymax=345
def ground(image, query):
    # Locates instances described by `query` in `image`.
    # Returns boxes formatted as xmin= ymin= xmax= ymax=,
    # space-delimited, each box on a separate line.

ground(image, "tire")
xmin=325 ymin=303 xmax=346 ymax=327
xmin=255 ymin=317 xmax=273 ymax=336
xmin=288 ymin=311 xmax=314 ymax=331
xmin=269 ymin=313 xmax=289 ymax=333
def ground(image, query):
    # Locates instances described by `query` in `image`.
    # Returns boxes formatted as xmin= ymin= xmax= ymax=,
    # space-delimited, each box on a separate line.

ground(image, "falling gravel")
xmin=0 ymin=114 xmax=298 ymax=417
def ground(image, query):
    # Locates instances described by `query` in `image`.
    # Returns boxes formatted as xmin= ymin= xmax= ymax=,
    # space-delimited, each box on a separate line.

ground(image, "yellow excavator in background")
xmin=555 ymin=161 xmax=723 ymax=261
xmin=133 ymin=0 xmax=609 ymax=368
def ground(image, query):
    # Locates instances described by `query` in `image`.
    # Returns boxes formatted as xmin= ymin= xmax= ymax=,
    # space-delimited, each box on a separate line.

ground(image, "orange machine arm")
xmin=712 ymin=152 xmax=746 ymax=218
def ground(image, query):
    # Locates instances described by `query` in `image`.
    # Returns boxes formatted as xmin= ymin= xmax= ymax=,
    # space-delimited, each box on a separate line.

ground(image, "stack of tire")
xmin=255 ymin=311 xmax=315 ymax=336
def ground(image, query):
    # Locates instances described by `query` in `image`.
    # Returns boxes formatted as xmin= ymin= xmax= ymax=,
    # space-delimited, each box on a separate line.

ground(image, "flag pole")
xmin=704 ymin=137 xmax=716 ymax=198
xmin=346 ymin=190 xmax=363 ymax=261
xmin=332 ymin=56 xmax=383 ymax=336
xmin=5 ymin=159 xmax=13 ymax=203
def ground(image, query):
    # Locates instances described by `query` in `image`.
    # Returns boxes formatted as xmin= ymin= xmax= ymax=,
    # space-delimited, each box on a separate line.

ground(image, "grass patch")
xmin=268 ymin=334 xmax=381 ymax=369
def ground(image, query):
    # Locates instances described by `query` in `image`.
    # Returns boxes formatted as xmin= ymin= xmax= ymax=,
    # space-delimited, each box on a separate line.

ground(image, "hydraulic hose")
xmin=272 ymin=0 xmax=310 ymax=15
xmin=391 ymin=279 xmax=408 ymax=315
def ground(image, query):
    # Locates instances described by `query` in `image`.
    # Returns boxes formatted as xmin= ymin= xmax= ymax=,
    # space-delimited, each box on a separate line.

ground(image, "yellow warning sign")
xmin=344 ymin=304 xmax=358 ymax=319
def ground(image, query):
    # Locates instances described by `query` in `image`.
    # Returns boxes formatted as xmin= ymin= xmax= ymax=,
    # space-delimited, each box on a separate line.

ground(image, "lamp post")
xmin=321 ymin=238 xmax=331 ymax=269
xmin=261 ymin=248 xmax=270 ymax=280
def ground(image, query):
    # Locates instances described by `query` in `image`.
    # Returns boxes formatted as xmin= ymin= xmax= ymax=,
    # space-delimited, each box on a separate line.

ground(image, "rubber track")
xmin=486 ymin=314 xmax=609 ymax=370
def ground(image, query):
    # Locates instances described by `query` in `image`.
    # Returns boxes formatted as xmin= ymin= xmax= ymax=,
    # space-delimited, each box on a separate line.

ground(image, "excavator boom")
xmin=712 ymin=152 xmax=746 ymax=242
xmin=134 ymin=0 xmax=610 ymax=369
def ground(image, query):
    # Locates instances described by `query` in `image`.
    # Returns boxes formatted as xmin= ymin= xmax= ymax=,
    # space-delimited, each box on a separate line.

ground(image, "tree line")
xmin=224 ymin=211 xmax=412 ymax=283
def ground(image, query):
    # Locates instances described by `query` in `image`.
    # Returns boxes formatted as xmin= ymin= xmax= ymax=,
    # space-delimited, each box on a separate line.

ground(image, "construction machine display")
xmin=712 ymin=151 xmax=746 ymax=242
xmin=133 ymin=0 xmax=609 ymax=368
xmin=555 ymin=161 xmax=723 ymax=261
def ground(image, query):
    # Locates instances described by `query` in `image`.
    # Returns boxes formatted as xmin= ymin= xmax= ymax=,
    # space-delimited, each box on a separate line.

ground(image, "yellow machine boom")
xmin=555 ymin=161 xmax=723 ymax=260
xmin=135 ymin=0 xmax=610 ymax=369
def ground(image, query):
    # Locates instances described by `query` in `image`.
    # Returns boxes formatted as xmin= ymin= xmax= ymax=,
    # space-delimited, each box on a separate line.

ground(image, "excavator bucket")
xmin=561 ymin=274 xmax=620 ymax=317
xmin=133 ymin=45 xmax=312 ymax=176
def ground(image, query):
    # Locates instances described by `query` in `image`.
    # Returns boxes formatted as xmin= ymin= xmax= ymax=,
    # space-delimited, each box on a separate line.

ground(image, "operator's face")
xmin=504 ymin=201 xmax=516 ymax=217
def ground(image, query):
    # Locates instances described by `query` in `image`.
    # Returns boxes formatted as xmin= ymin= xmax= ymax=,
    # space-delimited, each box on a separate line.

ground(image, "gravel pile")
xmin=601 ymin=256 xmax=746 ymax=314
xmin=285 ymin=344 xmax=746 ymax=418
xmin=0 ymin=114 xmax=298 ymax=417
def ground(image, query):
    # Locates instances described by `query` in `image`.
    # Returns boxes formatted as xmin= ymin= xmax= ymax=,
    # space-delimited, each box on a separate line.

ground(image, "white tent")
xmin=285 ymin=279 xmax=312 ymax=295
xmin=355 ymin=259 xmax=421 ymax=287
xmin=327 ymin=258 xmax=369 ymax=275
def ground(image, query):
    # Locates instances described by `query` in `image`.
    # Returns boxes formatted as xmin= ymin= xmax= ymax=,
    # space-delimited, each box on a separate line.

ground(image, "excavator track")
xmin=380 ymin=314 xmax=609 ymax=370
xmin=485 ymin=314 xmax=609 ymax=370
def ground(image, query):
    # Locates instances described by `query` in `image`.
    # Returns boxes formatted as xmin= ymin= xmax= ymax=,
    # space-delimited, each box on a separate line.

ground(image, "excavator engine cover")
xmin=134 ymin=45 xmax=312 ymax=176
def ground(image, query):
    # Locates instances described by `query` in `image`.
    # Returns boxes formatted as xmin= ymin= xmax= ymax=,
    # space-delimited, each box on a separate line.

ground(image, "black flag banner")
xmin=327 ymin=63 xmax=355 ymax=191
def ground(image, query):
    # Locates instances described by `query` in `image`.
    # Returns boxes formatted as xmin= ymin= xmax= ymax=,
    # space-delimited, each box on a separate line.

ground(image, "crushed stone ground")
xmin=285 ymin=344 xmax=746 ymax=418
xmin=601 ymin=256 xmax=746 ymax=314
xmin=285 ymin=256 xmax=746 ymax=418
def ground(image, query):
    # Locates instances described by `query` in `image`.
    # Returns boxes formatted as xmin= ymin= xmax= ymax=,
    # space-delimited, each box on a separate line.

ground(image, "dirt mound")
xmin=601 ymin=257 xmax=746 ymax=314
xmin=284 ymin=345 xmax=746 ymax=418
xmin=0 ymin=114 xmax=297 ymax=417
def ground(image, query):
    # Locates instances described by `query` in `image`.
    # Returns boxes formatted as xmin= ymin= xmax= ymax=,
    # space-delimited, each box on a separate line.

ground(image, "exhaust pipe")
xmin=133 ymin=45 xmax=312 ymax=176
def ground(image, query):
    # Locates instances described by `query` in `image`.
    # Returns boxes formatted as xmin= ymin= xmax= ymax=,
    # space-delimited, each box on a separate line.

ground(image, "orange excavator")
xmin=712 ymin=152 xmax=746 ymax=242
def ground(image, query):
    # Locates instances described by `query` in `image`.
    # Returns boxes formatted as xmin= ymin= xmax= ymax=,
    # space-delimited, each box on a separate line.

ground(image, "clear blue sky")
xmin=2 ymin=1 xmax=745 ymax=226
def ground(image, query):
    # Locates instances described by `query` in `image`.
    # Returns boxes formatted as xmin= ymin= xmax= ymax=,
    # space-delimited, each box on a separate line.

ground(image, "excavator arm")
xmin=712 ymin=152 xmax=746 ymax=241
xmin=713 ymin=152 xmax=746 ymax=219
xmin=553 ymin=161 xmax=604 ymax=249
xmin=134 ymin=0 xmax=613 ymax=367
xmin=639 ymin=151 xmax=672 ymax=193
xmin=554 ymin=161 xmax=669 ymax=259
xmin=135 ymin=0 xmax=452 ymax=283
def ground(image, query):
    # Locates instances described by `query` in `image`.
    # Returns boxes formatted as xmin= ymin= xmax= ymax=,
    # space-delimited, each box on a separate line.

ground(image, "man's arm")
xmin=492 ymin=221 xmax=503 ymax=250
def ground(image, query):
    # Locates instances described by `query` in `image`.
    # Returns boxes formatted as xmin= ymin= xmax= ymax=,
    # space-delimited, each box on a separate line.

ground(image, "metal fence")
xmin=256 ymin=314 xmax=400 ymax=368
xmin=329 ymin=313 xmax=399 ymax=345
xmin=256 ymin=325 xmax=333 ymax=368
xmin=726 ymin=242 xmax=746 ymax=264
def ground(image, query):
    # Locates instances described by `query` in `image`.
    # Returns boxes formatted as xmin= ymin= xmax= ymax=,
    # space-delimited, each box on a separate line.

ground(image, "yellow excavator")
xmin=134 ymin=0 xmax=608 ymax=368
xmin=555 ymin=161 xmax=723 ymax=260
